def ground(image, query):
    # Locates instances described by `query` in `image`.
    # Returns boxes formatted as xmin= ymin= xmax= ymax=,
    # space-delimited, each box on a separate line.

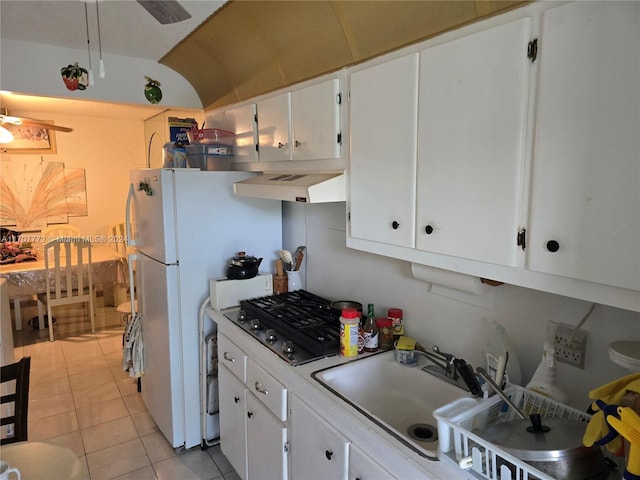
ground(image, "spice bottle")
xmin=362 ymin=303 xmax=379 ymax=352
xmin=339 ymin=308 xmax=360 ymax=359
xmin=376 ymin=318 xmax=394 ymax=350
xmin=388 ymin=308 xmax=404 ymax=340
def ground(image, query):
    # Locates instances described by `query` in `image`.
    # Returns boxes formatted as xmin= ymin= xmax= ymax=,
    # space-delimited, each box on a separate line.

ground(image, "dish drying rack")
xmin=433 ymin=385 xmax=595 ymax=480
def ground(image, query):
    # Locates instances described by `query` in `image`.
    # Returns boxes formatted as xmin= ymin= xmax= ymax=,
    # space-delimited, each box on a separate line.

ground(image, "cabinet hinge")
xmin=517 ymin=228 xmax=527 ymax=251
xmin=254 ymin=113 xmax=258 ymax=123
xmin=527 ymin=38 xmax=538 ymax=63
xmin=336 ymin=92 xmax=342 ymax=105
xmin=337 ymin=132 xmax=342 ymax=145
xmin=255 ymin=143 xmax=259 ymax=153
xmin=284 ymin=442 xmax=290 ymax=453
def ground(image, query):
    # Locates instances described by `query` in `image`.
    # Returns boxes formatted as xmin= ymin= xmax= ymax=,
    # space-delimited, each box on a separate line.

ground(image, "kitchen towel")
xmin=410 ymin=263 xmax=495 ymax=308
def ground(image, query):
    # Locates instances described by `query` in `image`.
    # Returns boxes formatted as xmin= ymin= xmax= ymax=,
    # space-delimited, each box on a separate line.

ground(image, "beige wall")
xmin=1 ymin=108 xmax=149 ymax=239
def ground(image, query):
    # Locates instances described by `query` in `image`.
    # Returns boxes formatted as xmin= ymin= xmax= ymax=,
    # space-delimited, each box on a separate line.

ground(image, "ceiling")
xmin=1 ymin=0 xmax=529 ymax=115
xmin=0 ymin=0 xmax=225 ymax=61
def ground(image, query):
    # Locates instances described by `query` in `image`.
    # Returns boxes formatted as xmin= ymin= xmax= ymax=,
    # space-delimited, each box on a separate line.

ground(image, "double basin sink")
xmin=312 ymin=349 xmax=474 ymax=458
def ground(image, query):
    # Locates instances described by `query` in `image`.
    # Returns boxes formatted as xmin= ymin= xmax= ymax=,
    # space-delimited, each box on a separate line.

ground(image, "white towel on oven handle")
xmin=122 ymin=313 xmax=144 ymax=378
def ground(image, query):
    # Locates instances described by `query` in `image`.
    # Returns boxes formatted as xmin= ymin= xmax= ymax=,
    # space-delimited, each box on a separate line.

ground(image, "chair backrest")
xmin=41 ymin=224 xmax=80 ymax=242
xmin=109 ymin=222 xmax=128 ymax=258
xmin=44 ymin=238 xmax=93 ymax=298
xmin=1 ymin=356 xmax=31 ymax=444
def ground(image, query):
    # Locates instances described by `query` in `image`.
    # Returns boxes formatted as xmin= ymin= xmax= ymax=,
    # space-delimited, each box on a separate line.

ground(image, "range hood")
xmin=233 ymin=173 xmax=345 ymax=203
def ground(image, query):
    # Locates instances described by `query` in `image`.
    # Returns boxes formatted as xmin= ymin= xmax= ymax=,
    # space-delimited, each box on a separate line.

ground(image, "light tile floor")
xmin=11 ymin=297 xmax=238 ymax=480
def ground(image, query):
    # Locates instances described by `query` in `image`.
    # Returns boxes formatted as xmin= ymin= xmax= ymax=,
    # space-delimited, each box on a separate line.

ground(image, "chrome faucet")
xmin=412 ymin=346 xmax=483 ymax=396
xmin=411 ymin=346 xmax=457 ymax=379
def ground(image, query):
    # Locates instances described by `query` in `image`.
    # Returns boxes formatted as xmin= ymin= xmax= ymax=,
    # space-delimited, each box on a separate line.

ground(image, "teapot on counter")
xmin=226 ymin=251 xmax=263 ymax=280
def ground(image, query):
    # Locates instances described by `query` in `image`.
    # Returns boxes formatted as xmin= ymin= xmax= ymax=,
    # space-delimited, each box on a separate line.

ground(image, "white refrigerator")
xmin=127 ymin=168 xmax=282 ymax=449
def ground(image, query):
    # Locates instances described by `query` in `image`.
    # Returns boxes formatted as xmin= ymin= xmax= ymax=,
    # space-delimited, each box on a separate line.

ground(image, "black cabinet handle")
xmin=546 ymin=240 xmax=560 ymax=253
xmin=234 ymin=396 xmax=240 ymax=404
xmin=391 ymin=221 xmax=400 ymax=230
xmin=325 ymin=450 xmax=333 ymax=460
xmin=425 ymin=225 xmax=434 ymax=235
xmin=247 ymin=411 xmax=253 ymax=418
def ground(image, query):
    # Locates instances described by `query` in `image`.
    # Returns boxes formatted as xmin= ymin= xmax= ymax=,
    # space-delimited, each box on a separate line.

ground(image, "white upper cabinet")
xmin=349 ymin=53 xmax=419 ymax=248
xmin=291 ymin=78 xmax=342 ymax=161
xmin=415 ymin=17 xmax=532 ymax=267
xmin=258 ymin=91 xmax=292 ymax=162
xmin=225 ymin=103 xmax=258 ymax=163
xmin=527 ymin=1 xmax=640 ymax=291
xmin=257 ymin=78 xmax=342 ymax=162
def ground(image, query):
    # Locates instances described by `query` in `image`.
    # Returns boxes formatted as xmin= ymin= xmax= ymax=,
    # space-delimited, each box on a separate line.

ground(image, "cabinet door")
xmin=291 ymin=78 xmax=341 ymax=161
xmin=257 ymin=92 xmax=292 ymax=162
xmin=290 ymin=395 xmax=349 ymax=480
xmin=349 ymin=445 xmax=393 ymax=480
xmin=219 ymin=367 xmax=248 ymax=480
xmin=415 ymin=18 xmax=532 ymax=266
xmin=246 ymin=393 xmax=288 ymax=480
xmin=527 ymin=1 xmax=640 ymax=290
xmin=349 ymin=53 xmax=419 ymax=248
xmin=225 ymin=103 xmax=258 ymax=163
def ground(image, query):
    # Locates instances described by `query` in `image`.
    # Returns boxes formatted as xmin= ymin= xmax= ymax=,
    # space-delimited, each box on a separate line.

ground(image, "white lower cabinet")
xmin=349 ymin=445 xmax=394 ymax=480
xmin=290 ymin=395 xmax=394 ymax=480
xmin=218 ymin=334 xmax=288 ymax=480
xmin=290 ymin=395 xmax=349 ymax=480
xmin=218 ymin=366 xmax=248 ymax=480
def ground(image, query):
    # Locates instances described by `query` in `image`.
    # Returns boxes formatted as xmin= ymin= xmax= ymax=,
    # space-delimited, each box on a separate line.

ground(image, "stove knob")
xmin=238 ymin=309 xmax=247 ymax=322
xmin=265 ymin=329 xmax=277 ymax=342
xmin=250 ymin=319 xmax=261 ymax=330
xmin=282 ymin=341 xmax=295 ymax=354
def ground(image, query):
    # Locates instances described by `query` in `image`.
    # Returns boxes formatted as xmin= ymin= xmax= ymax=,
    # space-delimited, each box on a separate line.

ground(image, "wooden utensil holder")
xmin=273 ymin=274 xmax=288 ymax=294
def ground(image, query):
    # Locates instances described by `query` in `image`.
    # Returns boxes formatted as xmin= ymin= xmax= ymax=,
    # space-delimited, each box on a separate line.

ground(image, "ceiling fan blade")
xmin=0 ymin=114 xmax=73 ymax=133
xmin=137 ymin=1 xmax=191 ymax=25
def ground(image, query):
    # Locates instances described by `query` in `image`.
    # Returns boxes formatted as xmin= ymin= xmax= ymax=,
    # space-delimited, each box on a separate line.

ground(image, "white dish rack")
xmin=433 ymin=385 xmax=593 ymax=480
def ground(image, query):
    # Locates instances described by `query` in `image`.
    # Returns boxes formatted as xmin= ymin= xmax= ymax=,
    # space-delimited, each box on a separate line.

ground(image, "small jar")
xmin=388 ymin=308 xmax=404 ymax=340
xmin=376 ymin=318 xmax=394 ymax=351
xmin=339 ymin=308 xmax=360 ymax=359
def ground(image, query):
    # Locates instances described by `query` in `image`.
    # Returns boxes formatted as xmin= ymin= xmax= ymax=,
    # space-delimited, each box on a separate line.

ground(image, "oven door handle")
xmin=254 ymin=382 xmax=269 ymax=395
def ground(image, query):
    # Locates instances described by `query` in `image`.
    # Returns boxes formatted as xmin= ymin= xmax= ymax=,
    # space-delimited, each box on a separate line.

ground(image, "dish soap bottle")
xmin=363 ymin=303 xmax=379 ymax=352
xmin=484 ymin=322 xmax=521 ymax=387
xmin=526 ymin=341 xmax=568 ymax=404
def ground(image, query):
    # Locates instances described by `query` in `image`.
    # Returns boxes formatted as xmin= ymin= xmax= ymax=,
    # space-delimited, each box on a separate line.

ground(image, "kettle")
xmin=226 ymin=251 xmax=263 ymax=280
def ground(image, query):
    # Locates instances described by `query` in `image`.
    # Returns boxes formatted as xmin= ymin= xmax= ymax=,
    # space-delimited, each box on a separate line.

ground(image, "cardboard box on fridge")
xmin=168 ymin=117 xmax=198 ymax=144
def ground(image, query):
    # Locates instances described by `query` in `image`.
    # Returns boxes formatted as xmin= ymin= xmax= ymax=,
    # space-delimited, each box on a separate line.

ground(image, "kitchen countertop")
xmin=206 ymin=305 xmax=468 ymax=480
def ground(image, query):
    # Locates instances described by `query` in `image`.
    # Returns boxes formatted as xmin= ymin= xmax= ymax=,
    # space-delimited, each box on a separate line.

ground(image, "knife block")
xmin=273 ymin=274 xmax=288 ymax=294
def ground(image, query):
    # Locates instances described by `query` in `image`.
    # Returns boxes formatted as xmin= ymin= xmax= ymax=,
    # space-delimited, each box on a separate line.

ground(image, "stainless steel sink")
xmin=312 ymin=350 xmax=474 ymax=458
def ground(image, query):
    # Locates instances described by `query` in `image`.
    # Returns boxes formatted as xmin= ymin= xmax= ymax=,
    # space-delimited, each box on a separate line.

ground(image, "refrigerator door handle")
xmin=126 ymin=183 xmax=137 ymax=247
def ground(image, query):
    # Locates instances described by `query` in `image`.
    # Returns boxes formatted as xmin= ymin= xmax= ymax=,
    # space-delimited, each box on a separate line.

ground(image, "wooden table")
xmin=0 ymin=440 xmax=89 ymax=479
xmin=0 ymin=246 xmax=125 ymax=330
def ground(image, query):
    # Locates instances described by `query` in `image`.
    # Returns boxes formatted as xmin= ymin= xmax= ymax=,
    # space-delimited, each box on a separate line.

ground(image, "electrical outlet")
xmin=549 ymin=322 xmax=587 ymax=369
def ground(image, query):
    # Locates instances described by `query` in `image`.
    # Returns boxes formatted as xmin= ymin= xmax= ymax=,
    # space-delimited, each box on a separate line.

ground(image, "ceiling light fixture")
xmin=96 ymin=0 xmax=105 ymax=78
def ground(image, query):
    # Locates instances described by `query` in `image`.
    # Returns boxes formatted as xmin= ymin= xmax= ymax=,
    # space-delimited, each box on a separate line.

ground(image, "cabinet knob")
xmin=425 ymin=225 xmax=434 ymax=235
xmin=391 ymin=221 xmax=400 ymax=230
xmin=254 ymin=382 xmax=269 ymax=395
xmin=294 ymin=140 xmax=302 ymax=148
xmin=325 ymin=450 xmax=333 ymax=460
xmin=223 ymin=352 xmax=235 ymax=362
xmin=247 ymin=411 xmax=253 ymax=419
xmin=277 ymin=142 xmax=287 ymax=149
xmin=546 ymin=240 xmax=560 ymax=253
xmin=234 ymin=396 xmax=240 ymax=404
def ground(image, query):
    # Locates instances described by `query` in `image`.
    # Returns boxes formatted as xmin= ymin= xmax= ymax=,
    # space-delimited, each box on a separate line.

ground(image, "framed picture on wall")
xmin=1 ymin=122 xmax=57 ymax=154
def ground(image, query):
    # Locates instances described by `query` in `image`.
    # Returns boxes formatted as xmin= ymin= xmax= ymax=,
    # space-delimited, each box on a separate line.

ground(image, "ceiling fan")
xmin=0 ymin=109 xmax=73 ymax=133
xmin=137 ymin=1 xmax=192 ymax=25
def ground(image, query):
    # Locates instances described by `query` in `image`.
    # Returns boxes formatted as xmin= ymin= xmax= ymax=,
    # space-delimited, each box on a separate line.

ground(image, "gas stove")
xmin=223 ymin=290 xmax=341 ymax=366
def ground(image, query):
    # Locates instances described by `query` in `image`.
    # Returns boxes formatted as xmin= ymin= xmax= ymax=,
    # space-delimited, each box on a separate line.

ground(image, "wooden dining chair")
xmin=1 ymin=356 xmax=31 ymax=445
xmin=37 ymin=238 xmax=96 ymax=341
xmin=41 ymin=224 xmax=80 ymax=241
